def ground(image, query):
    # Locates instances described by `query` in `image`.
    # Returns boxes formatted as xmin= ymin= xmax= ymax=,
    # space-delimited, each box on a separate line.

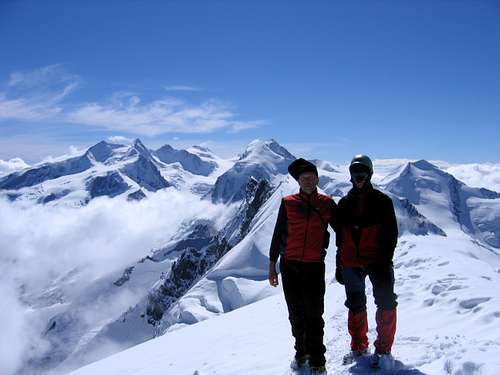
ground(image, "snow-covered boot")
xmin=342 ymin=349 xmax=369 ymax=365
xmin=369 ymin=352 xmax=395 ymax=370
xmin=310 ymin=365 xmax=327 ymax=375
xmin=290 ymin=354 xmax=309 ymax=370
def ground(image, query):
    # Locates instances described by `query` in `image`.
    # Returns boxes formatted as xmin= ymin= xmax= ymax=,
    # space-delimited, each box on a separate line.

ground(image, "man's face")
xmin=350 ymin=164 xmax=370 ymax=188
xmin=298 ymin=171 xmax=319 ymax=192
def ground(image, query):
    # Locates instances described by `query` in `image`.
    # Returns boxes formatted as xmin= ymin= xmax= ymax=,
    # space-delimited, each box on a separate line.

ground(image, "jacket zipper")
xmin=354 ymin=225 xmax=361 ymax=260
xmin=302 ymin=204 xmax=310 ymax=261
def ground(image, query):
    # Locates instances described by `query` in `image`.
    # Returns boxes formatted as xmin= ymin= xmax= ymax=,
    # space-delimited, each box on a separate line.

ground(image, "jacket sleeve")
xmin=334 ymin=198 xmax=344 ymax=267
xmin=328 ymin=198 xmax=338 ymax=232
xmin=269 ymin=199 xmax=287 ymax=262
xmin=379 ymin=195 xmax=398 ymax=263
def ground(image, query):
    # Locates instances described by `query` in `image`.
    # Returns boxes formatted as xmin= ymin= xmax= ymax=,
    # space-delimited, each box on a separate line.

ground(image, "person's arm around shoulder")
xmin=269 ymin=198 xmax=287 ymax=287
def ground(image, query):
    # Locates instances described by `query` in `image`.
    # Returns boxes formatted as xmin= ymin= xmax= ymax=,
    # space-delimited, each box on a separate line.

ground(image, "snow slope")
xmin=68 ymin=231 xmax=500 ymax=375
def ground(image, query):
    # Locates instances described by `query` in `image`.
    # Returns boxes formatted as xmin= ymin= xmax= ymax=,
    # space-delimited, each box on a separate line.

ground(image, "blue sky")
xmin=0 ymin=0 xmax=499 ymax=163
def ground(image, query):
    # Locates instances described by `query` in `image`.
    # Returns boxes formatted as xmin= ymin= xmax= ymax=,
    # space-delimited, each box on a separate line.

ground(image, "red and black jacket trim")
xmin=269 ymin=190 xmax=337 ymax=263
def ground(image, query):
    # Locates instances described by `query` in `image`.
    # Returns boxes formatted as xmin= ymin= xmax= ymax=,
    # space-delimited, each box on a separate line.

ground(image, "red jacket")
xmin=270 ymin=190 xmax=337 ymax=262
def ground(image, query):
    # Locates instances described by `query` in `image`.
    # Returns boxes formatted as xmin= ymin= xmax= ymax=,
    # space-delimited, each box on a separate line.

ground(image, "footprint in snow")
xmin=459 ymin=297 xmax=491 ymax=309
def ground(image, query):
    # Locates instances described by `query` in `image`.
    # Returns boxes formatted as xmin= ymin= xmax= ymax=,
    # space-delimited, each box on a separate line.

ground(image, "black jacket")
xmin=335 ymin=183 xmax=398 ymax=267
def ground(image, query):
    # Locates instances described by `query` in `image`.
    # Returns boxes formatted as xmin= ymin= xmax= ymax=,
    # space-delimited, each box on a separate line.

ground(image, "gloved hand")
xmin=269 ymin=261 xmax=279 ymax=287
xmin=335 ymin=266 xmax=344 ymax=285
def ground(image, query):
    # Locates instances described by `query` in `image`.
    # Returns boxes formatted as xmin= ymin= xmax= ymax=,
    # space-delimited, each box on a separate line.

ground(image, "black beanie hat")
xmin=288 ymin=158 xmax=318 ymax=181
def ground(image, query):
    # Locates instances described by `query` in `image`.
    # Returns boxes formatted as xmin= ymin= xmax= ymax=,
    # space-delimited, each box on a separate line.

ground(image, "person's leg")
xmin=302 ymin=261 xmax=326 ymax=367
xmin=368 ymin=264 xmax=397 ymax=354
xmin=280 ymin=259 xmax=307 ymax=359
xmin=342 ymin=267 xmax=369 ymax=352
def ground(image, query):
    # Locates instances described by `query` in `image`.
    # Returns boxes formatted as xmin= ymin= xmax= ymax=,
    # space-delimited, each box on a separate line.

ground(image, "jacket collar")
xmin=348 ymin=181 xmax=374 ymax=197
xmin=299 ymin=188 xmax=318 ymax=200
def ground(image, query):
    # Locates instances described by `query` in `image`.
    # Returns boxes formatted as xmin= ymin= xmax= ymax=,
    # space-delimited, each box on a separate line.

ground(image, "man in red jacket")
xmin=269 ymin=158 xmax=337 ymax=375
xmin=335 ymin=155 xmax=398 ymax=369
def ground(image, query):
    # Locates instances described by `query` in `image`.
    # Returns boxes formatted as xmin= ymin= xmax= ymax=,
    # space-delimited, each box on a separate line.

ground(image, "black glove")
xmin=335 ymin=266 xmax=344 ymax=285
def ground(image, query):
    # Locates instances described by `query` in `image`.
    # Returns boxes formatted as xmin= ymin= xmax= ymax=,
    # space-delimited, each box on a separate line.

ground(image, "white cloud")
xmin=0 ymin=190 xmax=226 ymax=372
xmin=0 ymin=157 xmax=30 ymax=176
xmin=0 ymin=66 xmax=260 ymax=136
xmin=444 ymin=163 xmax=500 ymax=192
xmin=38 ymin=145 xmax=88 ymax=164
xmin=0 ymin=190 xmax=220 ymax=287
xmin=66 ymin=95 xmax=260 ymax=135
xmin=0 ymin=135 xmax=92 ymax=165
xmin=164 ymin=85 xmax=202 ymax=92
xmin=0 ymin=65 xmax=79 ymax=121
xmin=107 ymin=135 xmax=134 ymax=144
xmin=8 ymin=64 xmax=77 ymax=89
xmin=0 ymin=279 xmax=26 ymax=375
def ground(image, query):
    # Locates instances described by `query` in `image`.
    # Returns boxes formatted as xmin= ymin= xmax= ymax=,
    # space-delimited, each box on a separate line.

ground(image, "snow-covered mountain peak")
xmin=410 ymin=159 xmax=441 ymax=171
xmin=85 ymin=141 xmax=125 ymax=163
xmin=385 ymin=159 xmax=500 ymax=248
xmin=399 ymin=159 xmax=448 ymax=180
xmin=190 ymin=145 xmax=212 ymax=153
xmin=239 ymin=139 xmax=295 ymax=163
xmin=312 ymin=159 xmax=339 ymax=173
xmin=156 ymin=144 xmax=174 ymax=152
xmin=153 ymin=144 xmax=218 ymax=176
xmin=127 ymin=138 xmax=153 ymax=159
xmin=211 ymin=139 xmax=295 ymax=203
xmin=187 ymin=145 xmax=217 ymax=161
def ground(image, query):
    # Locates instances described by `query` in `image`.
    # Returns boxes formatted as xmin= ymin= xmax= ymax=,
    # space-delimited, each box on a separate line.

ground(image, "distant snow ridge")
xmin=385 ymin=159 xmax=500 ymax=248
xmin=0 ymin=138 xmax=237 ymax=205
xmin=311 ymin=159 xmax=340 ymax=173
xmin=0 ymin=153 xmax=93 ymax=190
xmin=85 ymin=141 xmax=124 ymax=163
xmin=0 ymin=139 xmax=175 ymax=204
xmin=120 ymin=155 xmax=170 ymax=192
xmin=211 ymin=139 xmax=295 ymax=203
xmin=154 ymin=145 xmax=217 ymax=176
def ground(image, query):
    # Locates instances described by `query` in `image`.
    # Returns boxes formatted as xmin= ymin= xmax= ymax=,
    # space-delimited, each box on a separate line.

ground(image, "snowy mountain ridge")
xmin=1 ymin=139 xmax=499 ymax=375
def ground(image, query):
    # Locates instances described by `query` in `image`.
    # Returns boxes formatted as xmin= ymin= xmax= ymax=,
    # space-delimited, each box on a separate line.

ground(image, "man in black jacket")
xmin=335 ymin=155 xmax=398 ymax=369
xmin=269 ymin=158 xmax=337 ymax=375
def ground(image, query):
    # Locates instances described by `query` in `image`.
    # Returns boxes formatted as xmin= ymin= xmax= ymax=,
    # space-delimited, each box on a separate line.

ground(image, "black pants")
xmin=342 ymin=264 xmax=398 ymax=312
xmin=280 ymin=258 xmax=326 ymax=367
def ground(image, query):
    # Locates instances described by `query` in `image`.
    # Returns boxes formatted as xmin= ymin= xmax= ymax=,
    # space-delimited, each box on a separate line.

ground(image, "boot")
xmin=310 ymin=365 xmax=327 ymax=375
xmin=342 ymin=348 xmax=369 ymax=365
xmin=290 ymin=354 xmax=309 ymax=370
xmin=369 ymin=352 xmax=395 ymax=370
